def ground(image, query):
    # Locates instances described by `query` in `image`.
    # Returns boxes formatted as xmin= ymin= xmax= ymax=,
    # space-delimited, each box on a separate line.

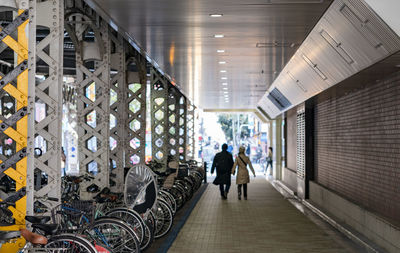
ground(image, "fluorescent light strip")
xmin=210 ymin=14 xmax=223 ymax=17
xmin=220 ymin=70 xmax=227 ymax=73
xmin=221 ymin=77 xmax=227 ymax=80
xmin=217 ymin=49 xmax=225 ymax=53
xmin=214 ymin=34 xmax=224 ymax=38
xmin=222 ymin=83 xmax=228 ymax=85
xmin=219 ymin=61 xmax=226 ymax=64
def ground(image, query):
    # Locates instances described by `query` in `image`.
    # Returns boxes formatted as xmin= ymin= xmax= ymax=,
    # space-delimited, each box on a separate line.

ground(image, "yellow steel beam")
xmin=0 ymin=9 xmax=30 ymax=253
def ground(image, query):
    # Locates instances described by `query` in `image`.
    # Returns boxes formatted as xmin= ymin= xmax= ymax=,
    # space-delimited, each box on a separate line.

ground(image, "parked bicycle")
xmin=0 ymin=201 xmax=98 ymax=253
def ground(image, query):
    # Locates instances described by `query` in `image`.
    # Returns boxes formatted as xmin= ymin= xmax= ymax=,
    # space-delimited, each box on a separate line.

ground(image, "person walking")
xmin=211 ymin=143 xmax=234 ymax=199
xmin=265 ymin=147 xmax=273 ymax=176
xmin=231 ymin=146 xmax=256 ymax=200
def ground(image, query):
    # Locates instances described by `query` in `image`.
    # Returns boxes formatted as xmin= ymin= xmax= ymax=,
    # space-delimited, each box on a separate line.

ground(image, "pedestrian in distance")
xmin=211 ymin=143 xmax=234 ymax=199
xmin=232 ymin=146 xmax=256 ymax=200
xmin=265 ymin=147 xmax=273 ymax=176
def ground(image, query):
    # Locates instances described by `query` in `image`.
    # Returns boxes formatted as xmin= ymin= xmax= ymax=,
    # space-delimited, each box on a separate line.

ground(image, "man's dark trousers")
xmin=219 ymin=181 xmax=231 ymax=196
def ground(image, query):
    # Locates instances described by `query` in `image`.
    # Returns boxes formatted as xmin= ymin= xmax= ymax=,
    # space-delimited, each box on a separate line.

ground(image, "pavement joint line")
xmin=267 ymin=176 xmax=385 ymax=253
xmin=155 ymin=183 xmax=209 ymax=253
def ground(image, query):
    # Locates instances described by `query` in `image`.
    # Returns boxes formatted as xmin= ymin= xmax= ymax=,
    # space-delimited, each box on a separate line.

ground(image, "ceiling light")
xmin=217 ymin=49 xmax=225 ymax=53
xmin=222 ymin=83 xmax=228 ymax=85
xmin=219 ymin=61 xmax=226 ymax=64
xmin=224 ymin=91 xmax=228 ymax=94
xmin=210 ymin=14 xmax=223 ymax=17
xmin=214 ymin=34 xmax=224 ymax=38
xmin=221 ymin=77 xmax=227 ymax=80
xmin=220 ymin=70 xmax=227 ymax=73
xmin=223 ymin=87 xmax=228 ymax=90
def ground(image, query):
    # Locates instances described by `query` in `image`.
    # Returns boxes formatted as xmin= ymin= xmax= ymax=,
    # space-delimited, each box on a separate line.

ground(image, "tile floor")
xmin=168 ymin=177 xmax=363 ymax=253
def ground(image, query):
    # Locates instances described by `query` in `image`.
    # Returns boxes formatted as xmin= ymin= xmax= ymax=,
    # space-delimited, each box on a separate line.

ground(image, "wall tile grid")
xmin=314 ymin=71 xmax=400 ymax=225
xmin=286 ymin=108 xmax=298 ymax=171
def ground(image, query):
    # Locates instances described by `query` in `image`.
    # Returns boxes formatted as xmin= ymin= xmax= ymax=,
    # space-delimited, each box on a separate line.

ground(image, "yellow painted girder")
xmin=0 ymin=9 xmax=30 ymax=253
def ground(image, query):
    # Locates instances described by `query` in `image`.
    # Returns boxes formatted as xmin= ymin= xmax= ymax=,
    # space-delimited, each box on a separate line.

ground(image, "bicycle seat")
xmin=0 ymin=231 xmax=20 ymax=241
xmin=31 ymin=224 xmax=58 ymax=236
xmin=25 ymin=215 xmax=51 ymax=224
xmin=20 ymin=229 xmax=47 ymax=245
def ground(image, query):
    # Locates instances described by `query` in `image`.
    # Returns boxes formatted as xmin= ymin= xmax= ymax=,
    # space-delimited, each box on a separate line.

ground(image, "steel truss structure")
xmin=167 ymin=85 xmax=179 ymax=161
xmin=186 ymin=101 xmax=196 ymax=160
xmin=177 ymin=92 xmax=187 ymax=162
xmin=150 ymin=68 xmax=169 ymax=168
xmin=0 ymin=4 xmax=198 ymax=250
xmin=31 ymin=0 xmax=64 ymax=215
xmin=0 ymin=0 xmax=35 ymax=250
xmin=167 ymin=86 xmax=187 ymax=162
xmin=65 ymin=3 xmax=111 ymax=199
xmin=108 ymin=31 xmax=125 ymax=192
xmin=124 ymin=50 xmax=147 ymax=169
xmin=108 ymin=33 xmax=148 ymax=192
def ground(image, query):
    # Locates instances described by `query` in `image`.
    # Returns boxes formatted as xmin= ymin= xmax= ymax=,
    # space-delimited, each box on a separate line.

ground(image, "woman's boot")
xmin=238 ymin=185 xmax=242 ymax=200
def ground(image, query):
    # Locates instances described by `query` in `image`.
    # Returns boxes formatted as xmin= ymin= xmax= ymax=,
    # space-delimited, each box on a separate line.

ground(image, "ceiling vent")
xmin=258 ymin=0 xmax=400 ymax=119
xmin=267 ymin=88 xmax=292 ymax=110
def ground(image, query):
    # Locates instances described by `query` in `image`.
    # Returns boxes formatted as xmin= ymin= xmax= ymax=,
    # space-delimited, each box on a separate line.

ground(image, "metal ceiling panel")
xmin=258 ymin=0 xmax=400 ymax=119
xmin=85 ymin=0 xmax=332 ymax=109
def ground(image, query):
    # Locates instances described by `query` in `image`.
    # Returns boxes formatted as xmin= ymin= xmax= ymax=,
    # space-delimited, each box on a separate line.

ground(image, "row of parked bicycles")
xmin=0 ymin=161 xmax=205 ymax=252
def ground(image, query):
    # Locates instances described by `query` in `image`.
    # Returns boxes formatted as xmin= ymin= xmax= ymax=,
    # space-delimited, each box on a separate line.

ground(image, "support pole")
xmin=68 ymin=8 xmax=111 ymax=199
xmin=109 ymin=31 xmax=125 ymax=192
xmin=177 ymin=94 xmax=187 ymax=162
xmin=31 ymin=0 xmax=64 ymax=215
xmin=186 ymin=101 xmax=195 ymax=160
xmin=0 ymin=0 xmax=35 ymax=250
xmin=150 ymin=68 xmax=168 ymax=169
xmin=167 ymin=85 xmax=180 ymax=161
xmin=274 ymin=116 xmax=283 ymax=180
xmin=124 ymin=50 xmax=147 ymax=167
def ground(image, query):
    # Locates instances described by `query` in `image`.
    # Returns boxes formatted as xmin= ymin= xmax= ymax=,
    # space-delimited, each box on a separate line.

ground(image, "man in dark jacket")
xmin=211 ymin=143 xmax=234 ymax=199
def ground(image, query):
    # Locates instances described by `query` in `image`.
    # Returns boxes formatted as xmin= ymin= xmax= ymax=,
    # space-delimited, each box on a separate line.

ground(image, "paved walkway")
xmin=168 ymin=177 xmax=363 ymax=253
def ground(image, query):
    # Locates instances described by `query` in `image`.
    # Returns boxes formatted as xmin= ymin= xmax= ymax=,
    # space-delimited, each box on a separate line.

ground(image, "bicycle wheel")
xmin=140 ymin=214 xmax=154 ymax=251
xmin=177 ymin=180 xmax=193 ymax=200
xmin=166 ymin=187 xmax=185 ymax=210
xmin=88 ymin=217 xmax=140 ymax=253
xmin=46 ymin=233 xmax=97 ymax=253
xmin=159 ymin=190 xmax=177 ymax=215
xmin=173 ymin=183 xmax=187 ymax=202
xmin=105 ymin=207 xmax=145 ymax=243
xmin=154 ymin=199 xmax=173 ymax=238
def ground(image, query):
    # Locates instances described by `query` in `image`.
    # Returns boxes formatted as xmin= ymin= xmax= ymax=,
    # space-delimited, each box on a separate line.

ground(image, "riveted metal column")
xmin=167 ymin=85 xmax=180 ymax=161
xmin=108 ymin=31 xmax=125 ymax=192
xmin=186 ymin=101 xmax=195 ymax=160
xmin=150 ymin=68 xmax=168 ymax=169
xmin=125 ymin=50 xmax=147 ymax=167
xmin=66 ymin=8 xmax=110 ymax=199
xmin=0 ymin=1 xmax=35 ymax=250
xmin=30 ymin=0 xmax=64 ymax=216
xmin=177 ymin=94 xmax=187 ymax=162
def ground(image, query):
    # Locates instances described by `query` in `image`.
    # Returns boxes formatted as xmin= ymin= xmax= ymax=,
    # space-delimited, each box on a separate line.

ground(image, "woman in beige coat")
xmin=231 ymin=146 xmax=256 ymax=200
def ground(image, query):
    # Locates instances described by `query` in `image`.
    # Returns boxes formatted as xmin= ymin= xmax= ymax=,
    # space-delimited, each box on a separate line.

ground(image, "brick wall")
xmin=314 ymin=71 xmax=400 ymax=225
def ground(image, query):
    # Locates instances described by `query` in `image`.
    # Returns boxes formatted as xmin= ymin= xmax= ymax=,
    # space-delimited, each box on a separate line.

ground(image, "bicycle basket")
xmin=124 ymin=164 xmax=157 ymax=214
xmin=51 ymin=200 xmax=95 ymax=232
